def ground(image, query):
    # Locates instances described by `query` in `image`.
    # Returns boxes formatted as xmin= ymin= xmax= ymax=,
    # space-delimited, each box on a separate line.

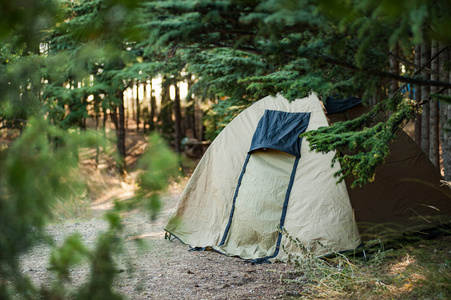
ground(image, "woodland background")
xmin=1 ymin=0 xmax=451 ymax=299
xmin=2 ymin=0 xmax=451 ymax=180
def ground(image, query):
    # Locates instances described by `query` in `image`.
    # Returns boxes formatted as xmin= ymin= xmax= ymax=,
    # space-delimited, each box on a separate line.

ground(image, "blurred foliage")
xmin=0 ymin=0 xmax=62 ymax=50
xmin=0 ymin=1 xmax=178 ymax=298
xmin=0 ymin=118 xmax=87 ymax=297
xmin=136 ymin=134 xmax=179 ymax=217
xmin=114 ymin=133 xmax=179 ymax=219
xmin=44 ymin=0 xmax=145 ymax=130
xmin=74 ymin=230 xmax=124 ymax=300
xmin=0 ymin=119 xmax=177 ymax=298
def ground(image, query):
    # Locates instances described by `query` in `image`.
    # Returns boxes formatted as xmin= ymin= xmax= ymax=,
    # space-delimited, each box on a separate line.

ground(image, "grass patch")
xmin=50 ymin=163 xmax=125 ymax=222
xmin=52 ymin=194 xmax=92 ymax=222
xmin=281 ymin=232 xmax=451 ymax=299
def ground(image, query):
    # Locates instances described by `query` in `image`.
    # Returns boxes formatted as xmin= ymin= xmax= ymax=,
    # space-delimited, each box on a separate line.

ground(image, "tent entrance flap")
xmin=249 ymin=110 xmax=311 ymax=157
xmin=215 ymin=110 xmax=311 ymax=260
xmin=215 ymin=150 xmax=299 ymax=259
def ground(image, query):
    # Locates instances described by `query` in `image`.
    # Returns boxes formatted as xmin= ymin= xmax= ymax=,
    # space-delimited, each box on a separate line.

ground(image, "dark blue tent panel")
xmin=324 ymin=96 xmax=361 ymax=114
xmin=249 ymin=110 xmax=311 ymax=158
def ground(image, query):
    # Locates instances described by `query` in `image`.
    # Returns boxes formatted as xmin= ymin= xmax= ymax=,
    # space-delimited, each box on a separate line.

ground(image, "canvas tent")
xmin=326 ymin=100 xmax=451 ymax=240
xmin=165 ymin=93 xmax=451 ymax=262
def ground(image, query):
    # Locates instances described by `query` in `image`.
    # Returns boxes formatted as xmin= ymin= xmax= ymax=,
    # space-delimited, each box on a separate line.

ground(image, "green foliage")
xmin=0 ymin=0 xmax=62 ymax=49
xmin=321 ymin=0 xmax=451 ymax=46
xmin=142 ymin=0 xmax=389 ymax=101
xmin=303 ymin=96 xmax=417 ymax=187
xmin=43 ymin=0 xmax=149 ymax=131
xmin=183 ymin=48 xmax=267 ymax=101
xmin=50 ymin=234 xmax=89 ymax=281
xmin=75 ymin=230 xmax=124 ymax=300
xmin=0 ymin=118 xmax=87 ymax=297
xmin=141 ymin=0 xmax=451 ymax=185
xmin=0 ymin=48 xmax=46 ymax=129
xmin=0 ymin=0 xmax=179 ymax=298
xmin=1 ymin=118 xmax=80 ymax=262
xmin=204 ymin=98 xmax=249 ymax=140
xmin=0 ymin=122 xmax=178 ymax=298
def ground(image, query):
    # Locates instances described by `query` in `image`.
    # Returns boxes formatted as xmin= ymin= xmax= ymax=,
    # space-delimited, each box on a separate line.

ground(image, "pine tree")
xmin=430 ymin=40 xmax=440 ymax=169
xmin=440 ymin=46 xmax=451 ymax=180
xmin=414 ymin=45 xmax=422 ymax=145
xmin=141 ymin=0 xmax=451 ymax=185
xmin=46 ymin=0 xmax=149 ymax=172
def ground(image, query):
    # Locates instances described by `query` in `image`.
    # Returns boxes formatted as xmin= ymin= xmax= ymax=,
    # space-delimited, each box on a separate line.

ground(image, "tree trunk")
xmin=173 ymin=83 xmax=182 ymax=154
xmin=150 ymin=87 xmax=156 ymax=132
xmin=111 ymin=105 xmax=118 ymax=130
xmin=136 ymin=81 xmax=141 ymax=132
xmin=95 ymin=113 xmax=100 ymax=167
xmin=184 ymin=76 xmax=196 ymax=139
xmin=195 ymin=97 xmax=204 ymax=141
xmin=429 ymin=40 xmax=440 ymax=169
xmin=441 ymin=45 xmax=451 ymax=180
xmin=131 ymin=83 xmax=136 ymax=122
xmin=143 ymin=81 xmax=148 ymax=133
xmin=159 ymin=76 xmax=174 ymax=140
xmin=117 ymin=90 xmax=126 ymax=174
xmin=421 ymin=42 xmax=431 ymax=157
xmin=414 ymin=45 xmax=422 ymax=145
xmin=103 ymin=106 xmax=108 ymax=131
xmin=125 ymin=95 xmax=129 ymax=130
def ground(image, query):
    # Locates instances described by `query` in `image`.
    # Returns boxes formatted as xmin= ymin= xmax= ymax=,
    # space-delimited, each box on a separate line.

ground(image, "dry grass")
xmin=280 ymin=235 xmax=451 ymax=300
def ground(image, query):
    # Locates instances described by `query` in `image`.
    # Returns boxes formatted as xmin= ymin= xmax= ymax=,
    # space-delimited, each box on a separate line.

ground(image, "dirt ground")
xmin=20 ymin=179 xmax=295 ymax=300
xmin=17 ymin=128 xmax=296 ymax=300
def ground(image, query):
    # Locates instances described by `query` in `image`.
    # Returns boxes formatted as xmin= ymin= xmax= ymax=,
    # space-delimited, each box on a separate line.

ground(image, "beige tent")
xmin=165 ymin=94 xmax=451 ymax=262
xmin=166 ymin=94 xmax=361 ymax=262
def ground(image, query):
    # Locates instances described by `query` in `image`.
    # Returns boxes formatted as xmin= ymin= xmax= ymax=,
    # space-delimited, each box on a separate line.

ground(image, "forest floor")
xmin=18 ymin=128 xmax=295 ymax=300
xmin=16 ymin=127 xmax=451 ymax=300
xmin=20 ymin=178 xmax=295 ymax=299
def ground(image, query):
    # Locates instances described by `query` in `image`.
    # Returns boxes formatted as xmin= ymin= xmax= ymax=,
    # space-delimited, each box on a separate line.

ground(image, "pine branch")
xmin=308 ymin=53 xmax=451 ymax=89
xmin=303 ymin=96 xmax=417 ymax=187
xmin=193 ymin=42 xmax=451 ymax=90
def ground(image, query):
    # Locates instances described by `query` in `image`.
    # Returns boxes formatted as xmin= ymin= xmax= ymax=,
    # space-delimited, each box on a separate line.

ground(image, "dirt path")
xmin=20 ymin=179 xmax=295 ymax=299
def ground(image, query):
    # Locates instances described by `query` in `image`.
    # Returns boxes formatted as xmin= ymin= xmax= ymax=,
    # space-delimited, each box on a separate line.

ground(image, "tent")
xmin=326 ymin=100 xmax=451 ymax=240
xmin=165 ymin=94 xmax=451 ymax=262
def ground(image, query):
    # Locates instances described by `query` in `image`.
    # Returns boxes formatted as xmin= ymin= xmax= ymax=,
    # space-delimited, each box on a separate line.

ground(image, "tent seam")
xmin=218 ymin=153 xmax=252 ymax=246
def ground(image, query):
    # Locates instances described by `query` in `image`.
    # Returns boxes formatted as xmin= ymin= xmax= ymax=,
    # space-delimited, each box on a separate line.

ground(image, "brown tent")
xmin=327 ymin=102 xmax=451 ymax=240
